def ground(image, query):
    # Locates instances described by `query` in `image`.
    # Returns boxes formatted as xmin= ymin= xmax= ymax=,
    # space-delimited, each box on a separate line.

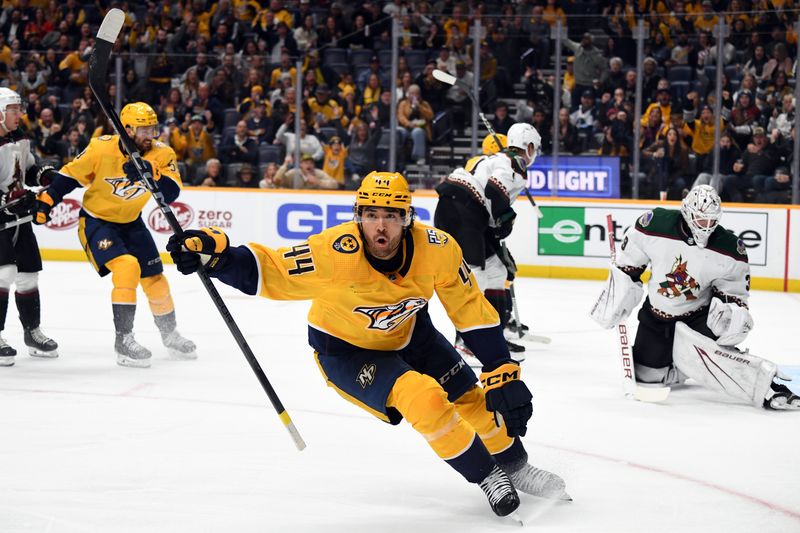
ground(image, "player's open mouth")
xmin=375 ymin=236 xmax=388 ymax=245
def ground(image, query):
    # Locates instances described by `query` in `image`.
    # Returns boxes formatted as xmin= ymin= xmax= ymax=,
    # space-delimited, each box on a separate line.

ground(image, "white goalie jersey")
xmin=617 ymin=208 xmax=750 ymax=319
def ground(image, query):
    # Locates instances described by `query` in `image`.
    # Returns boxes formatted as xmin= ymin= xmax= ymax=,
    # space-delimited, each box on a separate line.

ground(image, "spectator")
xmin=641 ymin=57 xmax=662 ymax=104
xmin=693 ymin=133 xmax=741 ymax=193
xmin=246 ymin=102 xmax=274 ymax=144
xmin=757 ymin=166 xmax=792 ymax=203
xmin=600 ymin=57 xmax=625 ymax=96
xmin=259 ymin=162 xmax=279 ymax=189
xmin=722 ymin=127 xmax=781 ymax=202
xmin=233 ymin=163 xmax=260 ymax=188
xmin=57 ymin=127 xmax=87 ymax=165
xmin=361 ymin=72 xmax=382 ymax=107
xmin=768 ymin=94 xmax=795 ymax=141
xmin=317 ymin=16 xmax=343 ymax=49
xmin=196 ymin=158 xmax=225 ymax=187
xmin=322 ymin=136 xmax=348 ymax=188
xmin=555 ymin=107 xmax=580 ymax=155
xmin=435 ymin=47 xmax=457 ymax=76
xmin=181 ymin=114 xmax=217 ymax=176
xmin=562 ymin=33 xmax=607 ymax=110
xmin=685 ymin=102 xmax=725 ymax=172
xmin=525 ymin=5 xmax=552 ymax=70
xmin=742 ymin=45 xmax=768 ymax=80
xmin=293 ymin=13 xmax=317 ymax=52
xmin=306 ymin=84 xmax=342 ymax=129
xmin=274 ymin=153 xmax=339 ymax=189
xmin=269 ymin=51 xmax=296 ymax=89
xmin=444 ymin=61 xmax=474 ymax=134
xmin=397 ymin=84 xmax=434 ymax=165
xmin=220 ymin=120 xmax=259 ymax=166
xmin=762 ymin=42 xmax=793 ymax=82
xmin=346 ymin=121 xmax=382 ymax=186
xmin=641 ymin=87 xmax=671 ymax=127
xmin=524 ymin=67 xmax=555 ymax=115
xmin=490 ymin=102 xmax=514 ymax=136
xmin=640 ymin=106 xmax=664 ymax=150
xmin=570 ymin=89 xmax=598 ymax=149
xmin=643 ymin=127 xmax=691 ymax=201
xmin=730 ymin=90 xmax=761 ymax=147
xmin=275 ymin=116 xmax=324 ymax=161
xmin=265 ymin=22 xmax=298 ymax=63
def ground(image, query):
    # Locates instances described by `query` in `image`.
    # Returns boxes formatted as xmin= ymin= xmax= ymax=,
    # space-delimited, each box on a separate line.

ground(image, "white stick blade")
xmin=633 ymin=386 xmax=671 ymax=403
xmin=97 ymin=8 xmax=125 ymax=43
xmin=432 ymin=69 xmax=457 ymax=86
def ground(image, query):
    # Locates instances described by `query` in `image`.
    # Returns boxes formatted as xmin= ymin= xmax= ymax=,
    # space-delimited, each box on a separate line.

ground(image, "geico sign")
xmin=147 ymin=202 xmax=194 ymax=234
xmin=277 ymin=203 xmax=432 ymax=239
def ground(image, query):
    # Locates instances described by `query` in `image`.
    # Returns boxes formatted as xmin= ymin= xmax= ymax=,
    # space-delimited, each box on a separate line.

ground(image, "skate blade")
xmin=0 ymin=356 xmax=15 ymax=366
xmin=511 ymin=354 xmax=526 ymax=364
xmin=28 ymin=347 xmax=59 ymax=358
xmin=507 ymin=511 xmax=524 ymax=526
xmin=167 ymin=347 xmax=198 ymax=360
xmin=116 ymin=353 xmax=152 ymax=368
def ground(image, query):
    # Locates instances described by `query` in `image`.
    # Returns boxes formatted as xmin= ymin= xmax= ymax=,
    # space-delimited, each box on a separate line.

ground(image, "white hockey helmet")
xmin=681 ymin=184 xmax=721 ymax=248
xmin=506 ymin=122 xmax=542 ymax=166
xmin=0 ymin=88 xmax=23 ymax=132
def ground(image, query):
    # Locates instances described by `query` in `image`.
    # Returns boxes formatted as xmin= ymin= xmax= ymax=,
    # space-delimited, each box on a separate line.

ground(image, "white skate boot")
xmin=115 ymin=333 xmax=152 ymax=368
xmin=500 ymin=456 xmax=571 ymax=501
xmin=161 ymin=329 xmax=197 ymax=360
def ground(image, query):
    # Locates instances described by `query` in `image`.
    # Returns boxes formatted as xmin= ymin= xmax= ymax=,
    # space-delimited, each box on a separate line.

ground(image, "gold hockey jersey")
xmin=245 ymin=221 xmax=500 ymax=351
xmin=59 ymin=135 xmax=182 ymax=223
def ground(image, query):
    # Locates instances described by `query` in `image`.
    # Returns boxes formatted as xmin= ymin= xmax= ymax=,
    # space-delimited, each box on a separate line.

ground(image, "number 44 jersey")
xmin=616 ymin=208 xmax=750 ymax=319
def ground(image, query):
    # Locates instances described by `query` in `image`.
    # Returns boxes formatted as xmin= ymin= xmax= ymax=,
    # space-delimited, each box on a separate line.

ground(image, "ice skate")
xmin=478 ymin=464 xmax=520 ymax=517
xmin=161 ymin=329 xmax=197 ymax=360
xmin=24 ymin=327 xmax=58 ymax=358
xmin=455 ymin=336 xmax=482 ymax=368
xmin=115 ymin=332 xmax=152 ymax=368
xmin=500 ymin=455 xmax=570 ymax=501
xmin=0 ymin=333 xmax=15 ymax=366
xmin=504 ymin=319 xmax=552 ymax=344
xmin=764 ymin=382 xmax=800 ymax=410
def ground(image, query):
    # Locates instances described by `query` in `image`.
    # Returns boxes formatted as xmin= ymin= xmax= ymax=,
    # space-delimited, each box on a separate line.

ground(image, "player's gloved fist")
xmin=32 ymin=190 xmax=55 ymax=225
xmin=480 ymin=361 xmax=533 ymax=437
xmin=122 ymin=158 xmax=156 ymax=183
xmin=494 ymin=209 xmax=517 ymax=240
xmin=166 ymin=226 xmax=229 ymax=275
xmin=1 ymin=189 xmax=35 ymax=215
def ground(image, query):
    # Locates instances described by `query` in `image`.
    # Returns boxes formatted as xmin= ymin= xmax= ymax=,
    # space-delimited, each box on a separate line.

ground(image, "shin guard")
xmin=454 ymin=386 xmax=514 ymax=455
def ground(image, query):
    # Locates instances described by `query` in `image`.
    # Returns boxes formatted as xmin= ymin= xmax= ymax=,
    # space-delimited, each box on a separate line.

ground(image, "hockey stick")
xmin=499 ymin=241 xmax=551 ymax=344
xmin=606 ymin=215 xmax=670 ymax=402
xmin=432 ymin=69 xmax=543 ymax=219
xmin=89 ymin=9 xmax=306 ymax=451
xmin=0 ymin=215 xmax=32 ymax=231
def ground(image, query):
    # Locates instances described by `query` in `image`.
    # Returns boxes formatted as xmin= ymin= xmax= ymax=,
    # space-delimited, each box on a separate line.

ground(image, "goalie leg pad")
xmin=590 ymin=265 xmax=644 ymax=329
xmin=673 ymin=322 xmax=776 ymax=407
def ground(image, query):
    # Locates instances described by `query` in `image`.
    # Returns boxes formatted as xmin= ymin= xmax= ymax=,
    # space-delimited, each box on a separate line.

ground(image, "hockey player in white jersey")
xmin=591 ymin=185 xmax=799 ymax=410
xmin=434 ymin=123 xmax=540 ymax=366
xmin=0 ymin=88 xmax=58 ymax=366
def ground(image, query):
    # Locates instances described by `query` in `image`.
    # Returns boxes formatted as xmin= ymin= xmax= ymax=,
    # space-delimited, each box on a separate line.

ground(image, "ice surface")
xmin=1 ymin=262 xmax=798 ymax=532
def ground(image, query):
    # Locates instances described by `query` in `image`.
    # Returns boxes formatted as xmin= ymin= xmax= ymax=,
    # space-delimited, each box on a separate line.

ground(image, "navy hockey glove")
xmin=1 ymin=189 xmax=35 ymax=215
xmin=166 ymin=226 xmax=230 ymax=275
xmin=480 ymin=361 xmax=532 ymax=438
xmin=122 ymin=159 xmax=155 ymax=184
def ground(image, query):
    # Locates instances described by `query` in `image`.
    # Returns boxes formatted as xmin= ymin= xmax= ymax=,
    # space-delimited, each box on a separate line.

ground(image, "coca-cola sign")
xmin=46 ymin=198 xmax=81 ymax=230
xmin=147 ymin=202 xmax=194 ymax=234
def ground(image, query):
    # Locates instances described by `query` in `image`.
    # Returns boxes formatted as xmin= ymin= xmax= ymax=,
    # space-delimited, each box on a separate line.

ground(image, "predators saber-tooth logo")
xmin=354 ymin=297 xmax=428 ymax=331
xmin=106 ymin=176 xmax=148 ymax=201
xmin=97 ymin=238 xmax=113 ymax=250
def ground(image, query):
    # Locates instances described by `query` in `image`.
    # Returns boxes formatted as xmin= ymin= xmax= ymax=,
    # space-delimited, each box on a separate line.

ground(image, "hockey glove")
xmin=166 ymin=226 xmax=230 ymax=275
xmin=589 ymin=264 xmax=644 ymax=329
xmin=122 ymin=159 xmax=157 ymax=184
xmin=481 ymin=361 xmax=533 ymax=438
xmin=494 ymin=209 xmax=517 ymax=240
xmin=32 ymin=190 xmax=56 ymax=225
xmin=707 ymin=297 xmax=753 ymax=346
xmin=1 ymin=189 xmax=35 ymax=215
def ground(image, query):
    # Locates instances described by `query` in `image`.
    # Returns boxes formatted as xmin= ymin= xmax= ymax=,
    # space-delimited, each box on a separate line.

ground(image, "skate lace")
xmin=28 ymin=327 xmax=51 ymax=344
xmin=479 ymin=466 xmax=515 ymax=505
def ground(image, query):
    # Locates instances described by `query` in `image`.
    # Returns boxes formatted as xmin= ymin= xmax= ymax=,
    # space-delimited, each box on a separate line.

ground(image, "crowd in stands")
xmin=1 ymin=0 xmax=797 ymax=202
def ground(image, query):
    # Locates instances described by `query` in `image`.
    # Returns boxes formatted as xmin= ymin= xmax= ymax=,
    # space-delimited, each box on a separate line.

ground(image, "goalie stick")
xmin=89 ymin=8 xmax=306 ymax=450
xmin=606 ymin=215 xmax=670 ymax=402
xmin=432 ymin=69 xmax=543 ymax=219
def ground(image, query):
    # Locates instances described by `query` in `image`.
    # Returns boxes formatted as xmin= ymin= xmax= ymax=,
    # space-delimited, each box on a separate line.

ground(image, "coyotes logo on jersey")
xmin=657 ymin=255 xmax=700 ymax=300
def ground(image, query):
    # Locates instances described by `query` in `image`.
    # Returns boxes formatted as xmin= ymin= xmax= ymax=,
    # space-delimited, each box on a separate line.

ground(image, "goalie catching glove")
xmin=166 ymin=227 xmax=230 ymax=274
xmin=590 ymin=264 xmax=644 ymax=329
xmin=480 ymin=361 xmax=532 ymax=437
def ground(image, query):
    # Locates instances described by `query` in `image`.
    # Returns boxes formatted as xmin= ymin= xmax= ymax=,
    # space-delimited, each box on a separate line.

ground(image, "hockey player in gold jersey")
xmin=166 ymin=172 xmax=569 ymax=517
xmin=31 ymin=102 xmax=196 ymax=368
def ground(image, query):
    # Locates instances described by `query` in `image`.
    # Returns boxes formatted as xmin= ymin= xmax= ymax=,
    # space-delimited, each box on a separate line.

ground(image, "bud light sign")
xmin=527 ymin=156 xmax=620 ymax=198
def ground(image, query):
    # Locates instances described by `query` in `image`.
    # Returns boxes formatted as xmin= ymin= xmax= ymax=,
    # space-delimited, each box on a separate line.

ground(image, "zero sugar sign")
xmin=537 ymin=206 xmax=768 ymax=266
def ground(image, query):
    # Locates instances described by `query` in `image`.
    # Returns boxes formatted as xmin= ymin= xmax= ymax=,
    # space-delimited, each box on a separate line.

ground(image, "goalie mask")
xmin=354 ymin=171 xmax=414 ymax=228
xmin=681 ymin=184 xmax=721 ymax=248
